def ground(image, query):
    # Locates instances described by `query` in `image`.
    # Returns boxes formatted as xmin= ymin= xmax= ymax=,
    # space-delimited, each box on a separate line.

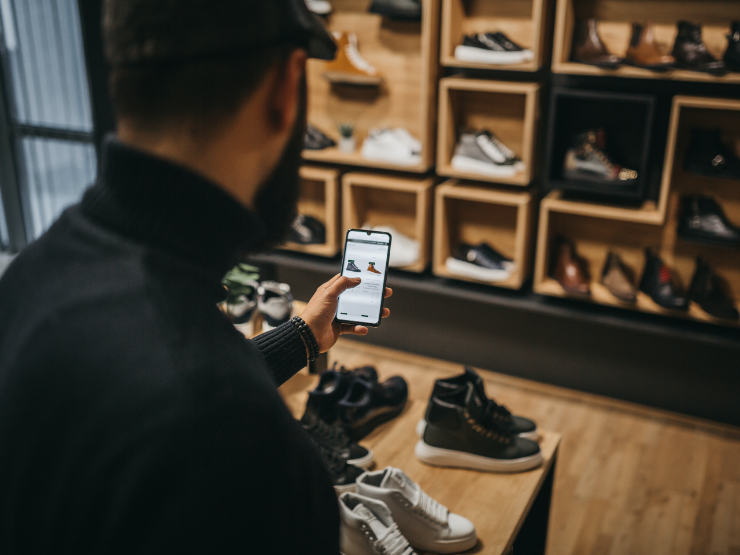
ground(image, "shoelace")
xmin=376 ymin=522 xmax=416 ymax=555
xmin=417 ymin=489 xmax=449 ymax=526
xmin=476 ymin=134 xmax=506 ymax=163
xmin=477 ymin=33 xmax=505 ymax=51
xmin=309 ymin=436 xmax=346 ymax=475
xmin=345 ymin=39 xmax=377 ymax=74
xmin=486 ymin=133 xmax=516 ymax=160
xmin=487 ymin=399 xmax=512 ymax=424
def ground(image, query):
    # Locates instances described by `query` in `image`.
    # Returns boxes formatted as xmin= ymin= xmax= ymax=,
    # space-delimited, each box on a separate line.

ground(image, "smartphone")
xmin=335 ymin=229 xmax=392 ymax=327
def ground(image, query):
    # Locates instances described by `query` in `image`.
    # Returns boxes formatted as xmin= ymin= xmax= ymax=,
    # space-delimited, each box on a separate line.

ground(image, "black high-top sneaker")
xmin=301 ymin=411 xmax=374 ymax=469
xmin=415 ymin=383 xmax=542 ymax=473
xmin=346 ymin=260 xmax=361 ymax=272
xmin=563 ymin=129 xmax=638 ymax=185
xmin=688 ymin=258 xmax=739 ymax=322
xmin=638 ymin=249 xmax=688 ymax=311
xmin=723 ymin=21 xmax=740 ymax=72
xmin=684 ymin=128 xmax=740 ymax=180
xmin=672 ymin=21 xmax=726 ymax=75
xmin=307 ymin=433 xmax=365 ymax=494
xmin=416 ymin=367 xmax=537 ymax=440
xmin=677 ymin=196 xmax=740 ymax=247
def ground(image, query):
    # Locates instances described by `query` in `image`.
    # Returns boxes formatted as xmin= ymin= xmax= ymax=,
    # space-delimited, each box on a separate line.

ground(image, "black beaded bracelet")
xmin=290 ymin=316 xmax=320 ymax=362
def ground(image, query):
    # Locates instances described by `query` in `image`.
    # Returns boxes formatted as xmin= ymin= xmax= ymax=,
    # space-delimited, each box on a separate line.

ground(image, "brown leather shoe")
xmin=323 ymin=32 xmax=383 ymax=86
xmin=601 ymin=251 xmax=637 ymax=303
xmin=625 ymin=22 xmax=675 ymax=70
xmin=572 ymin=19 xmax=622 ymax=68
xmin=552 ymin=239 xmax=591 ymax=297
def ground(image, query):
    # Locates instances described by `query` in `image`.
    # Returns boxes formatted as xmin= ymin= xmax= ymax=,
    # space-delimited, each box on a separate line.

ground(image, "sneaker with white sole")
xmin=339 ymin=493 xmax=418 ymax=555
xmin=362 ymin=128 xmax=422 ymax=166
xmin=363 ymin=224 xmax=420 ymax=268
xmin=451 ymin=130 xmax=525 ymax=177
xmin=455 ymin=33 xmax=534 ymax=64
xmin=257 ymin=281 xmax=293 ymax=331
xmin=356 ymin=467 xmax=477 ymax=554
xmin=305 ymin=0 xmax=332 ymax=15
xmin=445 ymin=242 xmax=515 ymax=283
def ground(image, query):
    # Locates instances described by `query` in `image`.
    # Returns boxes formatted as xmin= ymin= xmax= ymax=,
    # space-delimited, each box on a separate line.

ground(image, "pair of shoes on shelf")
xmin=287 ymin=213 xmax=326 ymax=245
xmin=455 ymin=32 xmax=533 ymax=65
xmin=340 ymin=467 xmax=477 ymax=554
xmin=304 ymin=363 xmax=408 ymax=441
xmin=452 ymin=129 xmax=525 ymax=178
xmin=446 ymin=242 xmax=515 ymax=283
xmin=563 ymin=128 xmax=638 ymax=187
xmin=415 ymin=367 xmax=542 ymax=473
xmin=362 ymin=128 xmax=422 ymax=166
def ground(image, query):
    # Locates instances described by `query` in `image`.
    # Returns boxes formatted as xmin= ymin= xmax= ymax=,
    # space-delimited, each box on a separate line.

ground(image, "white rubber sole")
xmin=347 ymin=448 xmax=374 ymax=469
xmin=361 ymin=144 xmax=422 ymax=167
xmin=416 ymin=419 xmax=538 ymax=440
xmin=454 ymin=45 xmax=533 ymax=65
xmin=415 ymin=440 xmax=543 ymax=473
xmin=407 ymin=530 xmax=478 ymax=554
xmin=445 ymin=257 xmax=514 ymax=283
xmin=451 ymin=154 xmax=525 ymax=177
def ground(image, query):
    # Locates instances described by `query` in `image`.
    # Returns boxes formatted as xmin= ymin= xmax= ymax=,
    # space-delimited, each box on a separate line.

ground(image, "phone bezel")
xmin=335 ymin=229 xmax=392 ymax=328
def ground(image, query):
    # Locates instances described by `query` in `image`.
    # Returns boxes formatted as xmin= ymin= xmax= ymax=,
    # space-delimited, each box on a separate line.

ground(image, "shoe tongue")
xmin=464 ymin=384 xmax=487 ymax=422
xmin=379 ymin=468 xmax=420 ymax=505
xmin=464 ymin=367 xmax=488 ymax=400
xmin=353 ymin=504 xmax=389 ymax=540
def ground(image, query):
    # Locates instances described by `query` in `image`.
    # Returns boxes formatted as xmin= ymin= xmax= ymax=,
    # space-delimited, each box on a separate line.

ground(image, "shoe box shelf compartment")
xmin=437 ymin=78 xmax=540 ymax=186
xmin=433 ymin=180 xmax=534 ymax=290
xmin=302 ymin=0 xmax=439 ymax=173
xmin=281 ymin=166 xmax=342 ymax=257
xmin=533 ymin=192 xmax=740 ymax=326
xmin=440 ymin=0 xmax=553 ymax=71
xmin=543 ymin=88 xmax=655 ymax=202
xmin=342 ymin=172 xmax=434 ymax=272
xmin=552 ymin=0 xmax=740 ymax=83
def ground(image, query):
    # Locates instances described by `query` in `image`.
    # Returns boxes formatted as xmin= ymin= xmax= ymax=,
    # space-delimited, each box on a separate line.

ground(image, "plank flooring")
xmin=286 ymin=338 xmax=740 ymax=555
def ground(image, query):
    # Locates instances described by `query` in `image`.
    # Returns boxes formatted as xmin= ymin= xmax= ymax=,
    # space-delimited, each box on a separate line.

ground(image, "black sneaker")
xmin=338 ymin=377 xmax=408 ymax=441
xmin=416 ymin=367 xmax=537 ymax=440
xmin=307 ymin=433 xmax=365 ymax=494
xmin=368 ymin=0 xmax=421 ymax=21
xmin=688 ymin=258 xmax=739 ymax=322
xmin=684 ymin=128 xmax=740 ymax=180
xmin=303 ymin=363 xmax=379 ymax=424
xmin=415 ymin=384 xmax=543 ymax=473
xmin=301 ymin=411 xmax=374 ymax=469
xmin=287 ymin=214 xmax=326 ymax=245
xmin=346 ymin=260 xmax=361 ymax=272
xmin=305 ymin=123 xmax=336 ymax=150
xmin=677 ymin=196 xmax=740 ymax=248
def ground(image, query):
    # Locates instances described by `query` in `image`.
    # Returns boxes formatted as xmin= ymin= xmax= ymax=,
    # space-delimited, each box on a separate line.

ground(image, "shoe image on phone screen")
xmin=336 ymin=229 xmax=392 ymax=327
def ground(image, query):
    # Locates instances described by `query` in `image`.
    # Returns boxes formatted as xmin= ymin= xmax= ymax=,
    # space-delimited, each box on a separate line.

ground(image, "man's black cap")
xmin=104 ymin=0 xmax=337 ymax=67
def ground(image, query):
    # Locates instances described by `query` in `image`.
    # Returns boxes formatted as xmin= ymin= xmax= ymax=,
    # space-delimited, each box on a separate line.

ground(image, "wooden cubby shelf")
xmin=552 ymin=0 xmax=740 ymax=83
xmin=437 ymin=78 xmax=540 ymax=187
xmin=281 ymin=166 xmax=342 ymax=257
xmin=433 ymin=180 xmax=534 ymax=290
xmin=303 ymin=0 xmax=439 ymax=173
xmin=342 ymin=172 xmax=434 ymax=273
xmin=440 ymin=0 xmax=552 ymax=72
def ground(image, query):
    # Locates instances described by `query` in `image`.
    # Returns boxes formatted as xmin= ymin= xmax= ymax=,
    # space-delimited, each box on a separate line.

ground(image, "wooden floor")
xmin=299 ymin=338 xmax=740 ymax=555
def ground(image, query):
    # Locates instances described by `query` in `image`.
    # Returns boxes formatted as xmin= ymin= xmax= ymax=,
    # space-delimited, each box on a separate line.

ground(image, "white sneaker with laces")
xmin=362 ymin=128 xmax=422 ymax=166
xmin=363 ymin=224 xmax=420 ymax=268
xmin=339 ymin=492 xmax=417 ymax=555
xmin=356 ymin=467 xmax=477 ymax=554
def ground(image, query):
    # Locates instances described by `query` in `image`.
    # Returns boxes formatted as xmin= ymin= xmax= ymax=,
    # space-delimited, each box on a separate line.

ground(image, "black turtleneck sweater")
xmin=0 ymin=139 xmax=339 ymax=554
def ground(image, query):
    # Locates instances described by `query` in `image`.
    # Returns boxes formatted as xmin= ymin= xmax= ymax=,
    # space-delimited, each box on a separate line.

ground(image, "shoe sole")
xmin=454 ymin=45 xmax=533 ymax=65
xmin=323 ymin=72 xmax=383 ymax=86
xmin=445 ymin=257 xmax=514 ymax=282
xmin=451 ymin=154 xmax=524 ymax=177
xmin=415 ymin=440 xmax=543 ymax=473
xmin=674 ymin=61 xmax=727 ymax=76
xmin=563 ymin=169 xmax=637 ymax=186
xmin=416 ymin=418 xmax=538 ymax=441
xmin=407 ymin=530 xmax=478 ymax=554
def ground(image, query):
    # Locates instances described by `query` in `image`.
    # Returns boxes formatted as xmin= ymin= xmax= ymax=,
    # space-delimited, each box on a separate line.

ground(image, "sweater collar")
xmin=81 ymin=137 xmax=266 ymax=278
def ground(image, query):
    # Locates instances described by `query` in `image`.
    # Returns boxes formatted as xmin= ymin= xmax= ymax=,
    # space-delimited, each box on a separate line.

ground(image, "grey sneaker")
xmin=451 ymin=131 xmax=525 ymax=177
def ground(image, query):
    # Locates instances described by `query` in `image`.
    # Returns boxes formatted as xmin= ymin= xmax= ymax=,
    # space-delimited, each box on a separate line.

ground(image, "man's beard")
xmin=246 ymin=75 xmax=307 ymax=252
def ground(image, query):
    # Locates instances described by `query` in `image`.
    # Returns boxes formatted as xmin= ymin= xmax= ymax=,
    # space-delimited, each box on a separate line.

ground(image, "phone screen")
xmin=336 ymin=230 xmax=392 ymax=326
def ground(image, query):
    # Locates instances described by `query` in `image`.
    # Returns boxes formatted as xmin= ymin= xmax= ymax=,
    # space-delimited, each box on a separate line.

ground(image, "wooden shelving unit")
xmin=551 ymin=0 xmax=740 ymax=83
xmin=433 ymin=180 xmax=534 ymax=290
xmin=437 ymin=78 xmax=540 ymax=186
xmin=342 ymin=172 xmax=435 ymax=273
xmin=440 ymin=0 xmax=553 ymax=72
xmin=303 ymin=0 xmax=439 ymax=173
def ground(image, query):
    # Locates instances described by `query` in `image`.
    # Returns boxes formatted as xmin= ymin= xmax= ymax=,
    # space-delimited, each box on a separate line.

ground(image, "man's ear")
xmin=268 ymin=49 xmax=308 ymax=133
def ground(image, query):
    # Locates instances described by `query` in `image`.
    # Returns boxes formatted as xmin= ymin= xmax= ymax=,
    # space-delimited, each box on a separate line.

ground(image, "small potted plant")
xmin=338 ymin=123 xmax=356 ymax=153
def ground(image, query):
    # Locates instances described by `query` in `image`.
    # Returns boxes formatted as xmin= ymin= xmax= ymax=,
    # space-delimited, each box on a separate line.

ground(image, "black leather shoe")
xmin=688 ymin=258 xmax=739 ymax=322
xmin=672 ymin=21 xmax=727 ymax=75
xmin=639 ymin=249 xmax=688 ymax=311
xmin=684 ymin=128 xmax=740 ymax=180
xmin=287 ymin=214 xmax=326 ymax=245
xmin=678 ymin=196 xmax=740 ymax=247
xmin=724 ymin=21 xmax=740 ymax=72
xmin=302 ymin=363 xmax=378 ymax=423
xmin=338 ymin=377 xmax=408 ymax=440
xmin=305 ymin=123 xmax=336 ymax=150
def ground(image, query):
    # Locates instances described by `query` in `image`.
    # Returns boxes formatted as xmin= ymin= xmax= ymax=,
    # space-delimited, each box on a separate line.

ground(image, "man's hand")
xmin=300 ymin=274 xmax=392 ymax=353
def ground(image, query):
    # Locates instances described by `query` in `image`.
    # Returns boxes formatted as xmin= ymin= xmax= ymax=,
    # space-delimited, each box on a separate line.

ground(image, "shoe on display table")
xmin=451 ymin=130 xmax=524 ymax=177
xmin=601 ymin=251 xmax=637 ymax=303
xmin=301 ymin=411 xmax=374 ymax=469
xmin=324 ymin=32 xmax=383 ymax=86
xmin=356 ymin=467 xmax=478 ymax=554
xmin=287 ymin=214 xmax=326 ymax=245
xmin=257 ymin=281 xmax=293 ymax=330
xmin=368 ymin=0 xmax=422 ymax=21
xmin=304 ymin=0 xmax=332 ymax=15
xmin=305 ymin=123 xmax=336 ymax=151
xmin=672 ymin=21 xmax=727 ymax=75
xmin=416 ymin=366 xmax=537 ymax=441
xmin=364 ymin=224 xmax=420 ymax=268
xmin=361 ymin=128 xmax=422 ymax=167
xmin=624 ymin=21 xmax=675 ymax=71
xmin=683 ymin=128 xmax=740 ymax=180
xmin=571 ymin=19 xmax=623 ymax=68
xmin=688 ymin=258 xmax=739 ymax=322
xmin=338 ymin=377 xmax=408 ymax=441
xmin=678 ymin=196 xmax=740 ymax=248
xmin=563 ymin=129 xmax=638 ymax=186
xmin=455 ymin=32 xmax=533 ymax=65
xmin=309 ymin=434 xmax=364 ymax=494
xmin=415 ymin=383 xmax=543 ymax=473
xmin=303 ymin=363 xmax=379 ymax=424
xmin=552 ymin=238 xmax=591 ymax=298
xmin=446 ymin=242 xmax=515 ymax=283
xmin=339 ymin=493 xmax=418 ymax=555
xmin=639 ymin=249 xmax=689 ymax=311
xmin=724 ymin=21 xmax=740 ymax=72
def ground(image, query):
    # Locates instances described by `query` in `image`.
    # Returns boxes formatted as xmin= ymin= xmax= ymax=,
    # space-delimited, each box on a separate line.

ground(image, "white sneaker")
xmin=362 ymin=128 xmax=422 ymax=166
xmin=339 ymin=492 xmax=417 ymax=555
xmin=363 ymin=224 xmax=420 ymax=268
xmin=356 ymin=467 xmax=477 ymax=554
xmin=257 ymin=281 xmax=293 ymax=331
xmin=305 ymin=0 xmax=332 ymax=15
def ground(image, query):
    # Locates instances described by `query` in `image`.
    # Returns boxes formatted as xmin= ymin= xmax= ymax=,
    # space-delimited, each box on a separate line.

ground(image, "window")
xmin=0 ymin=0 xmax=96 ymax=242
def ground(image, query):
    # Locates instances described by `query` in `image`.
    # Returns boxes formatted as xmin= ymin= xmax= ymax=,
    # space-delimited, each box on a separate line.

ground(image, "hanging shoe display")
xmin=323 ymin=32 xmax=383 ymax=86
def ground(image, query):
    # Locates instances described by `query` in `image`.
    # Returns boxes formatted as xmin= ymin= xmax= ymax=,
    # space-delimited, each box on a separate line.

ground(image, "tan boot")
xmin=601 ymin=251 xmax=637 ymax=303
xmin=323 ymin=32 xmax=383 ymax=86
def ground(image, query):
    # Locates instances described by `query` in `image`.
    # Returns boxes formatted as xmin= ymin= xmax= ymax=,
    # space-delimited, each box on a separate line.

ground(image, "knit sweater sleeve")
xmin=251 ymin=322 xmax=308 ymax=386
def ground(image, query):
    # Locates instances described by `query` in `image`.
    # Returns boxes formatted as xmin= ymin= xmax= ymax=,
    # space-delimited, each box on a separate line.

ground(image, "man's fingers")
xmin=342 ymin=324 xmax=369 ymax=336
xmin=326 ymin=276 xmax=361 ymax=297
xmin=384 ymin=287 xmax=393 ymax=299
xmin=321 ymin=274 xmax=343 ymax=290
xmin=382 ymin=308 xmax=390 ymax=318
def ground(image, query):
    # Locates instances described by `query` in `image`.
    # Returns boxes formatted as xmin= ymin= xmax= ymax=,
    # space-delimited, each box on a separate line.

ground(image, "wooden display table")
xmin=279 ymin=365 xmax=561 ymax=555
